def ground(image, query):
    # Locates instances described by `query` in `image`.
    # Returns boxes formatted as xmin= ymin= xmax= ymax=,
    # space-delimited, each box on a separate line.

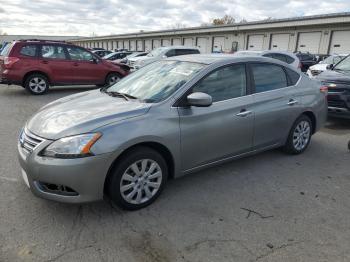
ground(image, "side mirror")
xmin=326 ymin=64 xmax=334 ymax=70
xmin=187 ymin=92 xmax=212 ymax=107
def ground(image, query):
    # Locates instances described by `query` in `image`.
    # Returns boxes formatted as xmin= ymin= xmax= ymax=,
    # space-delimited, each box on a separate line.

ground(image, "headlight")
xmin=42 ymin=133 xmax=102 ymax=158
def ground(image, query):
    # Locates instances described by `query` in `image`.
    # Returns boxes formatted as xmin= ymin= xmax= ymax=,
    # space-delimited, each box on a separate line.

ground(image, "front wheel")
xmin=105 ymin=73 xmax=121 ymax=87
xmin=283 ymin=115 xmax=312 ymax=154
xmin=107 ymin=147 xmax=168 ymax=210
xmin=24 ymin=74 xmax=49 ymax=95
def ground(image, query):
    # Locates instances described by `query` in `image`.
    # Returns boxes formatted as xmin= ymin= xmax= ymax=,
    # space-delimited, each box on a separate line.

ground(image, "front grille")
xmin=328 ymin=100 xmax=346 ymax=108
xmin=20 ymin=129 xmax=45 ymax=153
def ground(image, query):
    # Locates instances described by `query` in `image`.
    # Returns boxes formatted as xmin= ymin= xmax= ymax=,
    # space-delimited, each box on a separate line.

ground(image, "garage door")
xmin=270 ymin=34 xmax=290 ymax=51
xmin=213 ymin=36 xmax=225 ymax=52
xmin=162 ymin=39 xmax=171 ymax=47
xmin=144 ymin=40 xmax=152 ymax=52
xmin=172 ymin=38 xmax=182 ymax=46
xmin=123 ymin=41 xmax=129 ymax=50
xmin=197 ymin=37 xmax=210 ymax=53
xmin=153 ymin=39 xmax=161 ymax=49
xmin=130 ymin=40 xmax=136 ymax=51
xmin=137 ymin=40 xmax=143 ymax=51
xmin=183 ymin=37 xmax=194 ymax=47
xmin=329 ymin=30 xmax=350 ymax=54
xmin=297 ymin=32 xmax=321 ymax=54
xmin=247 ymin=35 xmax=264 ymax=50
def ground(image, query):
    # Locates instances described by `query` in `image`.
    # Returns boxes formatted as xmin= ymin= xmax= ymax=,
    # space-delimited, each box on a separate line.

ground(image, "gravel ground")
xmin=0 ymin=84 xmax=349 ymax=262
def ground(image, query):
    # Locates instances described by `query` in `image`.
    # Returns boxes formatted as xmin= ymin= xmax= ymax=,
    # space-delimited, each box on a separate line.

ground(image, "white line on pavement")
xmin=0 ymin=176 xmax=19 ymax=183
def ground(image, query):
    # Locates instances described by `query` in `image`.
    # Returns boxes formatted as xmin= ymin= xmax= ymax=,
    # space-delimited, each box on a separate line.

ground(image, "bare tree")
xmin=212 ymin=15 xmax=235 ymax=25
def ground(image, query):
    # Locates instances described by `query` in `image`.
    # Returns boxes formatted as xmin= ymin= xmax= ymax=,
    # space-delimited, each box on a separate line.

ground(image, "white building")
xmin=70 ymin=12 xmax=350 ymax=55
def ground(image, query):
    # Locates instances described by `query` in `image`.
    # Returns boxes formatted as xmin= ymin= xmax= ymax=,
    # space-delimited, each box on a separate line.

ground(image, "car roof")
xmin=157 ymin=45 xmax=199 ymax=50
xmin=167 ymin=54 xmax=294 ymax=67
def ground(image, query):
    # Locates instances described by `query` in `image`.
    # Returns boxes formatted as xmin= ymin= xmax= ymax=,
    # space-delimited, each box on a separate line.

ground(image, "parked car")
xmin=130 ymin=46 xmax=200 ymax=70
xmin=307 ymin=54 xmax=348 ymax=77
xmin=315 ymin=54 xmax=350 ymax=119
xmin=92 ymin=47 xmax=105 ymax=51
xmin=102 ymin=51 xmax=132 ymax=61
xmin=18 ymin=55 xmax=327 ymax=210
xmin=233 ymin=50 xmax=301 ymax=70
xmin=92 ymin=49 xmax=112 ymax=58
xmin=119 ymin=52 xmax=148 ymax=64
xmin=0 ymin=40 xmax=129 ymax=95
xmin=294 ymin=52 xmax=318 ymax=72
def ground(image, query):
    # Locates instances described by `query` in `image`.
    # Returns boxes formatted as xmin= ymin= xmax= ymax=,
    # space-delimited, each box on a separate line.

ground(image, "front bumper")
xmin=17 ymin=139 xmax=116 ymax=204
xmin=327 ymin=91 xmax=350 ymax=119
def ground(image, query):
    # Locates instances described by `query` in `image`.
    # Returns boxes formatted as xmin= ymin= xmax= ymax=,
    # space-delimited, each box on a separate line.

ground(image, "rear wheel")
xmin=283 ymin=115 xmax=312 ymax=154
xmin=24 ymin=74 xmax=49 ymax=95
xmin=107 ymin=147 xmax=168 ymax=210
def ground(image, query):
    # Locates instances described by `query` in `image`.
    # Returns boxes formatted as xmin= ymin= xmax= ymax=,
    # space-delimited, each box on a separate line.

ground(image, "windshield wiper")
xmin=102 ymin=90 xmax=139 ymax=101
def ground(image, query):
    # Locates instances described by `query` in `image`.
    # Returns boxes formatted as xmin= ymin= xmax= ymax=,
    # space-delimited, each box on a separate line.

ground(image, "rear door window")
xmin=41 ymin=45 xmax=67 ymax=59
xmin=20 ymin=45 xmax=37 ymax=57
xmin=251 ymin=63 xmax=288 ymax=93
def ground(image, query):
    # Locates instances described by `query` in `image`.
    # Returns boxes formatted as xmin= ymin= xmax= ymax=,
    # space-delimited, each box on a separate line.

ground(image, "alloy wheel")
xmin=29 ymin=77 xmax=47 ymax=93
xmin=293 ymin=120 xmax=311 ymax=151
xmin=108 ymin=75 xmax=120 ymax=86
xmin=120 ymin=159 xmax=162 ymax=205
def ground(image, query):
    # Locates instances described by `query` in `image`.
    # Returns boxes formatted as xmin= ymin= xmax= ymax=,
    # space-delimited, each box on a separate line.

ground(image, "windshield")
xmin=106 ymin=60 xmax=205 ymax=103
xmin=320 ymin=55 xmax=345 ymax=65
xmin=103 ymin=52 xmax=117 ymax=59
xmin=333 ymin=55 xmax=350 ymax=71
xmin=147 ymin=48 xmax=165 ymax=57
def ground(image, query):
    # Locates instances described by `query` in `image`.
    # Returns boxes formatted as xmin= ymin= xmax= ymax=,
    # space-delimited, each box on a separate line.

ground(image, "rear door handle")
xmin=287 ymin=99 xmax=298 ymax=106
xmin=41 ymin=60 xmax=48 ymax=64
xmin=236 ymin=109 xmax=252 ymax=117
xmin=73 ymin=63 xmax=79 ymax=66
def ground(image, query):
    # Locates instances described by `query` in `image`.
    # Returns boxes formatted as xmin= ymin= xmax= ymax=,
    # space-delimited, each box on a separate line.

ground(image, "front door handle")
xmin=236 ymin=109 xmax=252 ymax=117
xmin=41 ymin=60 xmax=48 ymax=64
xmin=287 ymin=99 xmax=298 ymax=106
xmin=73 ymin=63 xmax=79 ymax=66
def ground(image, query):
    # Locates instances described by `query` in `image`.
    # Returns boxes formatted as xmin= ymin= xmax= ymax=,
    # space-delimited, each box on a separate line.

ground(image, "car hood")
xmin=26 ymin=89 xmax=151 ymax=140
xmin=316 ymin=69 xmax=350 ymax=83
xmin=309 ymin=63 xmax=328 ymax=71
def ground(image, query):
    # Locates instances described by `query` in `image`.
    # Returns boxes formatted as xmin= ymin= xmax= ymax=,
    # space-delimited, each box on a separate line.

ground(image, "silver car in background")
xmin=129 ymin=46 xmax=200 ymax=70
xmin=18 ymin=55 xmax=327 ymax=210
xmin=233 ymin=50 xmax=301 ymax=70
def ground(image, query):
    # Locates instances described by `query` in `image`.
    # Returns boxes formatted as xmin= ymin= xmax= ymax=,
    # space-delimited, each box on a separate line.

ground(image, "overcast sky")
xmin=0 ymin=0 xmax=349 ymax=36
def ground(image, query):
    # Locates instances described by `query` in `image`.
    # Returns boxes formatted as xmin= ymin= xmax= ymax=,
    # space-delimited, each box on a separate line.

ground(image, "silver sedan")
xmin=18 ymin=55 xmax=327 ymax=210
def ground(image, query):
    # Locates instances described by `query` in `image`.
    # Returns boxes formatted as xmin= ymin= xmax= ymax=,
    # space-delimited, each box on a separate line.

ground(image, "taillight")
xmin=298 ymin=62 xmax=302 ymax=69
xmin=320 ymin=86 xmax=328 ymax=93
xmin=4 ymin=57 xmax=19 ymax=69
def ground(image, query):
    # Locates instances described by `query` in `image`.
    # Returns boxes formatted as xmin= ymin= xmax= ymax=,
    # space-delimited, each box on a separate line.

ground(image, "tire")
xmin=107 ymin=146 xmax=168 ymax=210
xmin=105 ymin=72 xmax=121 ymax=87
xmin=24 ymin=73 xmax=49 ymax=95
xmin=283 ymin=115 xmax=313 ymax=154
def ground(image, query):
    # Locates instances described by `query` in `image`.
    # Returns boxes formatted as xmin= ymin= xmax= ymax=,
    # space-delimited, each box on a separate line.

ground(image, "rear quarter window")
xmin=285 ymin=68 xmax=301 ymax=85
xmin=0 ymin=42 xmax=14 ymax=56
